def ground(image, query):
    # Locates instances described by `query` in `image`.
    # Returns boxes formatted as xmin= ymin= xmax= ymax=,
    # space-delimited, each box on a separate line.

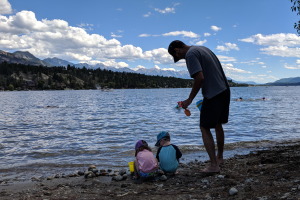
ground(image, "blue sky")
xmin=0 ymin=0 xmax=299 ymax=83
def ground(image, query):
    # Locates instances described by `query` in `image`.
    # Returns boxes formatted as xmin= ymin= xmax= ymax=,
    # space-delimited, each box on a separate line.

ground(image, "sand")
xmin=0 ymin=140 xmax=299 ymax=200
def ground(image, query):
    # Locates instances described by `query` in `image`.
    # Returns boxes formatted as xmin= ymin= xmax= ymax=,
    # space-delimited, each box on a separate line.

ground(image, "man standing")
xmin=168 ymin=40 xmax=230 ymax=173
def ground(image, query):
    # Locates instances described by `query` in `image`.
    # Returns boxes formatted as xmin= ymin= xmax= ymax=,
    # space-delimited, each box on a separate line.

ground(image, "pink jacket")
xmin=136 ymin=149 xmax=158 ymax=173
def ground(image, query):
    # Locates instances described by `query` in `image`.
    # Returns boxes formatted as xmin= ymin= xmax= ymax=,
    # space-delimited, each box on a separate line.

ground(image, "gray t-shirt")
xmin=185 ymin=46 xmax=228 ymax=99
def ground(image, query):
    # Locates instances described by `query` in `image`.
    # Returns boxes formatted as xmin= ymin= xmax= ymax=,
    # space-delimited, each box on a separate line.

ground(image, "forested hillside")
xmin=0 ymin=62 xmax=244 ymax=91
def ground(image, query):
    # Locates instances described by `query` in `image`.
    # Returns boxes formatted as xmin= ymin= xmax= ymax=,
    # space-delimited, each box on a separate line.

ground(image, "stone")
xmin=280 ymin=193 xmax=290 ymax=199
xmin=160 ymin=175 xmax=167 ymax=181
xmin=112 ymin=175 xmax=123 ymax=181
xmin=119 ymin=169 xmax=127 ymax=176
xmin=122 ymin=174 xmax=127 ymax=180
xmin=77 ymin=171 xmax=84 ymax=176
xmin=229 ymin=187 xmax=238 ymax=195
xmin=217 ymin=175 xmax=225 ymax=179
xmin=88 ymin=165 xmax=97 ymax=171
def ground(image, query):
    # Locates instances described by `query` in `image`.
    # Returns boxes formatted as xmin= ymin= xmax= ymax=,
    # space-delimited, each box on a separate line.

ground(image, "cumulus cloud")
xmin=260 ymin=46 xmax=300 ymax=58
xmin=240 ymin=33 xmax=300 ymax=58
xmin=216 ymin=43 xmax=239 ymax=52
xmin=162 ymin=31 xmax=199 ymax=38
xmin=211 ymin=25 xmax=222 ymax=32
xmin=222 ymin=63 xmax=252 ymax=74
xmin=144 ymin=48 xmax=172 ymax=64
xmin=0 ymin=0 xmax=12 ymax=14
xmin=0 ymin=10 xmax=146 ymax=63
xmin=239 ymin=33 xmax=300 ymax=46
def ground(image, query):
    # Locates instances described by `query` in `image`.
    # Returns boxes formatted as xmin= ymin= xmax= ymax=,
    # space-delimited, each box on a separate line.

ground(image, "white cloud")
xmin=0 ymin=0 xmax=12 ymax=14
xmin=222 ymin=63 xmax=252 ymax=74
xmin=77 ymin=23 xmax=94 ymax=31
xmin=216 ymin=43 xmax=239 ymax=52
xmin=144 ymin=48 xmax=172 ymax=64
xmin=162 ymin=31 xmax=199 ymax=38
xmin=0 ymin=10 xmax=147 ymax=62
xmin=143 ymin=12 xmax=152 ymax=17
xmin=138 ymin=33 xmax=151 ymax=37
xmin=195 ymin=40 xmax=207 ymax=45
xmin=139 ymin=31 xmax=199 ymax=38
xmin=240 ymin=60 xmax=266 ymax=66
xmin=162 ymin=67 xmax=176 ymax=71
xmin=260 ymin=46 xmax=300 ymax=58
xmin=154 ymin=7 xmax=175 ymax=14
xmin=132 ymin=65 xmax=146 ymax=71
xmin=211 ymin=25 xmax=222 ymax=32
xmin=284 ymin=63 xmax=300 ymax=69
xmin=204 ymin=33 xmax=211 ymax=37
xmin=240 ymin=33 xmax=300 ymax=58
xmin=111 ymin=32 xmax=122 ymax=38
xmin=216 ymin=55 xmax=237 ymax=62
xmin=240 ymin=33 xmax=300 ymax=46
xmin=154 ymin=3 xmax=179 ymax=14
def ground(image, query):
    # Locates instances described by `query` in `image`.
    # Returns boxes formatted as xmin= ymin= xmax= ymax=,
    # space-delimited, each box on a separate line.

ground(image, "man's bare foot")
xmin=217 ymin=158 xmax=224 ymax=166
xmin=200 ymin=165 xmax=220 ymax=173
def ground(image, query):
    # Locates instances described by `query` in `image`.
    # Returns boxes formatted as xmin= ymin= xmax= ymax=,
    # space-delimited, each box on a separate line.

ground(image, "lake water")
xmin=0 ymin=86 xmax=300 ymax=180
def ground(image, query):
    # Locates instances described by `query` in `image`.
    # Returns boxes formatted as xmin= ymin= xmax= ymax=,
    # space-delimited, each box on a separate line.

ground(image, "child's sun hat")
xmin=155 ymin=131 xmax=170 ymax=147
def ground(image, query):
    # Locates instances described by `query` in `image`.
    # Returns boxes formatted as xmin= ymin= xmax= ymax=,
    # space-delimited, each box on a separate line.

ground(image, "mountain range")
xmin=1 ymin=50 xmax=299 ymax=85
xmin=0 ymin=50 xmax=191 ymax=79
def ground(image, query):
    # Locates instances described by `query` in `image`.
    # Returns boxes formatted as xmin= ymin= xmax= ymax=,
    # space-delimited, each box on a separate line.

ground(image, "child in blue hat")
xmin=155 ymin=131 xmax=182 ymax=174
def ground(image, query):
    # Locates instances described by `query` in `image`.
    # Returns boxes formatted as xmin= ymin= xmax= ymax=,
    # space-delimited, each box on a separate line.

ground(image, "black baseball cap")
xmin=168 ymin=40 xmax=185 ymax=63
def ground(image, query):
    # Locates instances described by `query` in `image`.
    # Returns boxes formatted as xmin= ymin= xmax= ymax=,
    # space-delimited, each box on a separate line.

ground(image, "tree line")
xmin=0 ymin=62 xmax=246 ymax=91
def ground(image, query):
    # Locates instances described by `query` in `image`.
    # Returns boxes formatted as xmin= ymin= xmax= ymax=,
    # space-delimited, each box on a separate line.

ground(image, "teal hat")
xmin=155 ymin=131 xmax=170 ymax=147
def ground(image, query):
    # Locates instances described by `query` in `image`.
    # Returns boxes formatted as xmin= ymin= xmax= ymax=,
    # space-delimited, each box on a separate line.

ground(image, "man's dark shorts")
xmin=200 ymin=88 xmax=230 ymax=128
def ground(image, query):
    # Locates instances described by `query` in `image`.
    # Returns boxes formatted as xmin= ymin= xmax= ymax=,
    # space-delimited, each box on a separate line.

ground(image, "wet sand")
xmin=0 ymin=139 xmax=299 ymax=200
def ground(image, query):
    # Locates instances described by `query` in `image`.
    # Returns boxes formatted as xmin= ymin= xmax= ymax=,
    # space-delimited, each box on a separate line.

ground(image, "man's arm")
xmin=182 ymin=71 xmax=204 ymax=109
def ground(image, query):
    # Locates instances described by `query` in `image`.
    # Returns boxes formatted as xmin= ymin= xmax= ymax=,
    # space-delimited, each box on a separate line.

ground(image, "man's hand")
xmin=181 ymin=98 xmax=192 ymax=109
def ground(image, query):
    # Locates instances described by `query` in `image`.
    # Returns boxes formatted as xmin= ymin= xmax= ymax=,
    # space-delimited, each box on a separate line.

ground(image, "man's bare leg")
xmin=215 ymin=123 xmax=224 ymax=165
xmin=200 ymin=126 xmax=220 ymax=172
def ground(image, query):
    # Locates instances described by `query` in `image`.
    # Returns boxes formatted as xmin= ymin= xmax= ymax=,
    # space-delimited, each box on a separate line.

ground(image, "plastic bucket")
xmin=128 ymin=161 xmax=135 ymax=172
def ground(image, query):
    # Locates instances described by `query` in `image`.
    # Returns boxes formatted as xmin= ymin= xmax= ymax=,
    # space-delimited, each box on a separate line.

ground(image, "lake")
xmin=0 ymin=86 xmax=299 ymax=180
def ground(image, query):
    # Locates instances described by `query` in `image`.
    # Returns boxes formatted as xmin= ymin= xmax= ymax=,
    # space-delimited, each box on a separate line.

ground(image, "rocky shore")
xmin=1 ymin=140 xmax=300 ymax=200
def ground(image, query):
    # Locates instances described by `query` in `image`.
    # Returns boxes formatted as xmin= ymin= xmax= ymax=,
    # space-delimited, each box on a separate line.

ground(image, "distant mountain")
xmin=43 ymin=57 xmax=74 ymax=67
xmin=234 ymin=80 xmax=258 ymax=85
xmin=266 ymin=77 xmax=300 ymax=86
xmin=0 ymin=50 xmax=192 ymax=79
xmin=0 ymin=50 xmax=49 ymax=66
xmin=2 ymin=50 xmax=297 ymax=84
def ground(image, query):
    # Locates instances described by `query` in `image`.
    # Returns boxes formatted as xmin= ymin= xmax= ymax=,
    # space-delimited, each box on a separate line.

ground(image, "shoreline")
xmin=0 ymin=139 xmax=294 ymax=183
xmin=1 ymin=139 xmax=300 ymax=199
